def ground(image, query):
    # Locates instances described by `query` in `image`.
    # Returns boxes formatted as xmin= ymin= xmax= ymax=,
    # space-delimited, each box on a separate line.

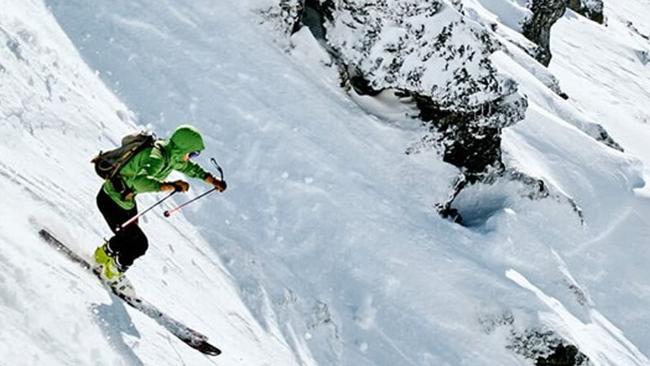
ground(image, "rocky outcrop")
xmin=412 ymin=93 xmax=527 ymax=176
xmin=324 ymin=1 xmax=533 ymax=223
xmin=522 ymin=0 xmax=607 ymax=64
xmin=508 ymin=329 xmax=590 ymax=366
xmin=270 ymin=0 xmax=592 ymax=225
xmin=522 ymin=0 xmax=568 ymax=66
xmin=481 ymin=312 xmax=591 ymax=366
xmin=568 ymin=0 xmax=604 ymax=24
xmin=272 ymin=0 xmax=303 ymax=35
xmin=271 ymin=0 xmax=333 ymax=39
xmin=268 ymin=0 xmax=596 ymax=225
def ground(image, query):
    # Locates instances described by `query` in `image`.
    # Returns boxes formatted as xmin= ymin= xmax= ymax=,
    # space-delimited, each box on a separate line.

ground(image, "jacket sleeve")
xmin=175 ymin=160 xmax=209 ymax=180
xmin=129 ymin=149 xmax=165 ymax=192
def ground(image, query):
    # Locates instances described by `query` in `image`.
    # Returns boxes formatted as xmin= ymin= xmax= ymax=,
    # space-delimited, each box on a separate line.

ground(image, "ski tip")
xmin=191 ymin=339 xmax=221 ymax=356
xmin=200 ymin=344 xmax=222 ymax=356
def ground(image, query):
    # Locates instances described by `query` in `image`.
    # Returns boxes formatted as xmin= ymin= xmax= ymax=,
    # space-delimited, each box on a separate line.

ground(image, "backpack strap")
xmin=110 ymin=176 xmax=134 ymax=201
xmin=112 ymin=137 xmax=159 ymax=201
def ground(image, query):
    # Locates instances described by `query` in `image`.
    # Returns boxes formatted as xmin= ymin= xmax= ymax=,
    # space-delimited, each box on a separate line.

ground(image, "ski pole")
xmin=163 ymin=158 xmax=224 ymax=218
xmin=163 ymin=187 xmax=216 ymax=217
xmin=117 ymin=191 xmax=176 ymax=231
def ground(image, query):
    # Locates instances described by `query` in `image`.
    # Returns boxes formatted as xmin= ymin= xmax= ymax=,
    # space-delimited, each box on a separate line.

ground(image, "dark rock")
xmin=625 ymin=21 xmax=650 ymax=41
xmin=436 ymin=204 xmax=464 ymax=224
xmin=567 ymin=0 xmax=604 ymax=24
xmin=522 ymin=0 xmax=567 ymax=66
xmin=268 ymin=0 xmax=303 ymax=36
xmin=301 ymin=0 xmax=333 ymax=39
xmin=508 ymin=329 xmax=590 ymax=366
xmin=590 ymin=124 xmax=624 ymax=151
xmin=412 ymin=93 xmax=519 ymax=176
xmin=537 ymin=344 xmax=589 ymax=366
xmin=346 ymin=68 xmax=383 ymax=96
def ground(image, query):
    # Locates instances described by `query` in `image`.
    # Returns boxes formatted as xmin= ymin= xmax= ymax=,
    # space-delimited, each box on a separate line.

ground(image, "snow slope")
xmin=1 ymin=0 xmax=649 ymax=365
xmin=547 ymin=1 xmax=650 ymax=354
xmin=0 ymin=1 xmax=307 ymax=365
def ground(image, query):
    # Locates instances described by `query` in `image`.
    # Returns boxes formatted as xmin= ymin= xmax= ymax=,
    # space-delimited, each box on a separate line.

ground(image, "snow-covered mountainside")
xmin=1 ymin=0 xmax=649 ymax=365
xmin=0 ymin=2 xmax=305 ymax=365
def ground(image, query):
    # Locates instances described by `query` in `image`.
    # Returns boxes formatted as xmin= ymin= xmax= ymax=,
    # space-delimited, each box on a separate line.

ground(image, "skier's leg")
xmin=96 ymin=188 xmax=149 ymax=268
xmin=96 ymin=187 xmax=138 ymax=255
xmin=96 ymin=187 xmax=137 ymax=235
xmin=95 ymin=188 xmax=141 ymax=280
xmin=113 ymin=225 xmax=149 ymax=269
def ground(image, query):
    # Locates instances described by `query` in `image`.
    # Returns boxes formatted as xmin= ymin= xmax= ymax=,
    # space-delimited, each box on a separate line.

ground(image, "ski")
xmin=38 ymin=229 xmax=221 ymax=356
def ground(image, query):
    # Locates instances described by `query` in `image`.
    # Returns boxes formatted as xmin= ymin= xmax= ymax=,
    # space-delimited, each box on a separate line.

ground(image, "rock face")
xmin=268 ymin=0 xmax=608 ymax=224
xmin=508 ymin=329 xmax=590 ymax=366
xmin=481 ymin=312 xmax=591 ymax=366
xmin=326 ymin=1 xmax=525 ymax=117
xmin=413 ymin=92 xmax=527 ymax=177
xmin=272 ymin=0 xmax=597 ymax=224
xmin=522 ymin=0 xmax=568 ymax=66
xmin=322 ymin=1 xmax=530 ymax=221
xmin=324 ymin=2 xmax=528 ymax=169
xmin=568 ymin=0 xmax=604 ymax=24
xmin=275 ymin=0 xmax=303 ymax=35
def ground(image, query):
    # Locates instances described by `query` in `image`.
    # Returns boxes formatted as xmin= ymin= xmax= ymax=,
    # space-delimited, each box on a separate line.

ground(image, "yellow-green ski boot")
xmin=94 ymin=244 xmax=124 ymax=280
xmin=94 ymin=244 xmax=111 ymax=268
xmin=102 ymin=256 xmax=125 ymax=281
xmin=93 ymin=244 xmax=134 ymax=296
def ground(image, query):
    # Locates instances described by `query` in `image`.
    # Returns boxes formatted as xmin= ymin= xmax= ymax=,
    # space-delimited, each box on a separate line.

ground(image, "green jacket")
xmin=103 ymin=125 xmax=209 ymax=210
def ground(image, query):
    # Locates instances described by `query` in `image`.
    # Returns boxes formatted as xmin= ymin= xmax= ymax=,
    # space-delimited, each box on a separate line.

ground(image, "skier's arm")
xmin=176 ymin=160 xmax=209 ymax=180
xmin=177 ymin=160 xmax=227 ymax=192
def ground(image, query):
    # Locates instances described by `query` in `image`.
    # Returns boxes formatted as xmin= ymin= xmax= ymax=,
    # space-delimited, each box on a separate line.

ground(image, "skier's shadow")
xmin=91 ymin=293 xmax=144 ymax=366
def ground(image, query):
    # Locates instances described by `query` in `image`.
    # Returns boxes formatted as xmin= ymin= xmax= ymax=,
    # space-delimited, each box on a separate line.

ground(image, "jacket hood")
xmin=167 ymin=125 xmax=205 ymax=158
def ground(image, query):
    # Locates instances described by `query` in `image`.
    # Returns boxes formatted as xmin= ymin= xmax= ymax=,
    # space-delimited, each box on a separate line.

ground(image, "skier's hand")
xmin=161 ymin=180 xmax=190 ymax=192
xmin=205 ymin=174 xmax=227 ymax=192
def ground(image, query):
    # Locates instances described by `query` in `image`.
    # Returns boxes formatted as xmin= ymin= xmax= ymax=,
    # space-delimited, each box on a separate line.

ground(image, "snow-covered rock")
xmin=568 ymin=0 xmax=605 ymax=24
xmin=522 ymin=0 xmax=567 ymax=66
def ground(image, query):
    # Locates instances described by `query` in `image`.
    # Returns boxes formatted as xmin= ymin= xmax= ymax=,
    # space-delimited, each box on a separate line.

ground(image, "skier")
xmin=93 ymin=125 xmax=227 ymax=283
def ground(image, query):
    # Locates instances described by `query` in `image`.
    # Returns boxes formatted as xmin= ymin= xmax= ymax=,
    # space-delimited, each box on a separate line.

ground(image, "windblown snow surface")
xmin=0 ymin=0 xmax=649 ymax=365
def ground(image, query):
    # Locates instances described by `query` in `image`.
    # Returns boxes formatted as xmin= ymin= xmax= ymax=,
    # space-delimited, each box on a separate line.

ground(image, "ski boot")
xmin=93 ymin=243 xmax=111 ymax=270
xmin=93 ymin=244 xmax=135 ymax=297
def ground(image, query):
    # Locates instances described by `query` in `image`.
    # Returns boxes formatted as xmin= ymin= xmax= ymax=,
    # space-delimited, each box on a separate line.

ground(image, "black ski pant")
xmin=96 ymin=188 xmax=149 ymax=269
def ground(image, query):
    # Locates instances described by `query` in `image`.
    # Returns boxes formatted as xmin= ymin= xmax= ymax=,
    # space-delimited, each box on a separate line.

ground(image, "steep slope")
xmin=547 ymin=1 xmax=650 ymax=354
xmin=1 ymin=0 xmax=649 ymax=365
xmin=0 ymin=1 xmax=307 ymax=365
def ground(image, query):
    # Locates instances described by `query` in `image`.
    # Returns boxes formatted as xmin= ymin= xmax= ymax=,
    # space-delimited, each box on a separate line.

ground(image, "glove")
xmin=205 ymin=174 xmax=227 ymax=192
xmin=161 ymin=180 xmax=190 ymax=192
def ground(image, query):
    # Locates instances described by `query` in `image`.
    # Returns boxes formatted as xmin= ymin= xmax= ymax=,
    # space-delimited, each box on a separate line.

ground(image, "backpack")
xmin=92 ymin=132 xmax=157 ymax=180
